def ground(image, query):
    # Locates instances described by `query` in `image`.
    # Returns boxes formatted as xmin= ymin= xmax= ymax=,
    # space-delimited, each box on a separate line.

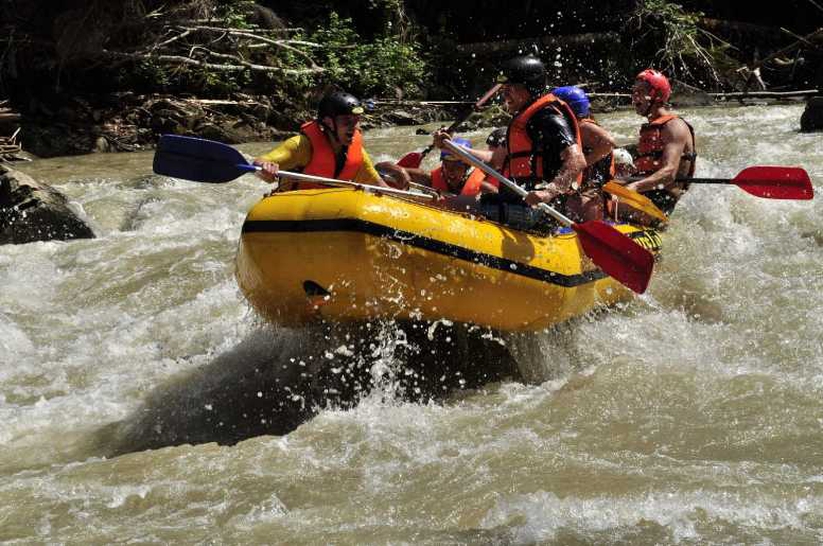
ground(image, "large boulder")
xmin=800 ymin=96 xmax=823 ymax=132
xmin=0 ymin=165 xmax=95 ymax=244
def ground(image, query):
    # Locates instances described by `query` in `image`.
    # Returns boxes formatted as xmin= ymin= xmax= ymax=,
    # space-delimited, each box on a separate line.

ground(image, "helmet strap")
xmin=319 ymin=117 xmax=341 ymax=143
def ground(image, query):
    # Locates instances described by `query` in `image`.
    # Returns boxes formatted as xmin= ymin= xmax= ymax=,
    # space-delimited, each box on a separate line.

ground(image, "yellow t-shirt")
xmin=258 ymin=134 xmax=382 ymax=188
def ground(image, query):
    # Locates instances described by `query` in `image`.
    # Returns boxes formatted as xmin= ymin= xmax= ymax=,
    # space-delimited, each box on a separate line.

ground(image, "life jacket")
xmin=297 ymin=120 xmax=364 ymax=188
xmin=503 ymin=94 xmax=583 ymax=190
xmin=431 ymin=165 xmax=486 ymax=196
xmin=579 ymin=117 xmax=615 ymax=188
xmin=635 ymin=114 xmax=696 ymax=177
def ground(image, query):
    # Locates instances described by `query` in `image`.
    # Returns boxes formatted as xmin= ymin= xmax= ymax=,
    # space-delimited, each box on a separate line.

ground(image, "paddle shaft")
xmin=243 ymin=164 xmax=435 ymax=200
xmin=418 ymin=84 xmax=502 ymax=157
xmin=624 ymin=176 xmax=737 ymax=184
xmin=440 ymin=139 xmax=575 ymax=225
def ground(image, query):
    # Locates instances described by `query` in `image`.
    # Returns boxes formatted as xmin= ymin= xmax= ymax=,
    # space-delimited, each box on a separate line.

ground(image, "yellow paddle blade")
xmin=603 ymin=181 xmax=669 ymax=223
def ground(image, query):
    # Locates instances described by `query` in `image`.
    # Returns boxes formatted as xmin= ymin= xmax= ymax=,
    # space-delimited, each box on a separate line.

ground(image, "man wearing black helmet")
xmin=254 ymin=91 xmax=398 ymax=190
xmin=479 ymin=55 xmax=587 ymax=231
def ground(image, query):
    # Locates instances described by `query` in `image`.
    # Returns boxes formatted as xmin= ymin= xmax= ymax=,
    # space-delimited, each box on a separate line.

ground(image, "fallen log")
xmin=103 ymin=50 xmax=324 ymax=76
xmin=456 ymin=31 xmax=621 ymax=55
xmin=710 ymin=89 xmax=819 ymax=98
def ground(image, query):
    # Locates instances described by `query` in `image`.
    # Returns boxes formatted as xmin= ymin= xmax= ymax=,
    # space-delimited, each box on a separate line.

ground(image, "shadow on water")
xmin=98 ymin=319 xmax=524 ymax=457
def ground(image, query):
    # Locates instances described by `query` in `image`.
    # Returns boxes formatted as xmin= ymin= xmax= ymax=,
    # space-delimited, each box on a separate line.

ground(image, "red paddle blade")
xmin=396 ymin=152 xmax=423 ymax=169
xmin=734 ymin=166 xmax=814 ymax=200
xmin=572 ymin=221 xmax=655 ymax=294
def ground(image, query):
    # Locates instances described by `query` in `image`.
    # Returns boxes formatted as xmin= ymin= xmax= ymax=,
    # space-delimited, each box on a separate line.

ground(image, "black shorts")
xmin=478 ymin=195 xmax=563 ymax=234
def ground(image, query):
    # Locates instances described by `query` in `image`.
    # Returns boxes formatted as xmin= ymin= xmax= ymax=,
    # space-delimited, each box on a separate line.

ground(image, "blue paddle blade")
xmin=153 ymin=135 xmax=257 ymax=183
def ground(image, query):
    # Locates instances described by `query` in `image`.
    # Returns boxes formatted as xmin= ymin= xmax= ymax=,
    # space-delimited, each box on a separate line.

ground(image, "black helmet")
xmin=496 ymin=55 xmax=546 ymax=95
xmin=317 ymin=91 xmax=364 ymax=118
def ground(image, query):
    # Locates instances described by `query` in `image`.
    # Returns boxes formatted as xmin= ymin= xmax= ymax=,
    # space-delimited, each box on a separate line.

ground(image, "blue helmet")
xmin=441 ymin=137 xmax=472 ymax=161
xmin=552 ymin=85 xmax=590 ymax=117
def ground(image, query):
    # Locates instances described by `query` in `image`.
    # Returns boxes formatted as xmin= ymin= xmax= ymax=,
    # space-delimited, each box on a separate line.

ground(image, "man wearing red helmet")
xmin=620 ymin=69 xmax=696 ymax=224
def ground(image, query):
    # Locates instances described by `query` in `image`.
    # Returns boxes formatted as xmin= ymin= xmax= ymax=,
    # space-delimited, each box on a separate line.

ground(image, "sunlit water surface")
xmin=1 ymin=103 xmax=822 ymax=544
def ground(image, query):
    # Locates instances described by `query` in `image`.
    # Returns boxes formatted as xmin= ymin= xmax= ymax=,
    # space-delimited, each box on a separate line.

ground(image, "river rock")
xmin=0 ymin=165 xmax=95 ymax=245
xmin=670 ymin=80 xmax=714 ymax=108
xmin=800 ymin=96 xmax=823 ymax=132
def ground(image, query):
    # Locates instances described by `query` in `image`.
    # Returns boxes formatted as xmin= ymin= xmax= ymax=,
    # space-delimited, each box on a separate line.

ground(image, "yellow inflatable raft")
xmin=235 ymin=188 xmax=662 ymax=332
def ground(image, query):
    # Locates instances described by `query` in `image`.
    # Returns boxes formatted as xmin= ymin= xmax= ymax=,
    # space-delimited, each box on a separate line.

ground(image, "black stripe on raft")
xmin=241 ymin=218 xmax=652 ymax=288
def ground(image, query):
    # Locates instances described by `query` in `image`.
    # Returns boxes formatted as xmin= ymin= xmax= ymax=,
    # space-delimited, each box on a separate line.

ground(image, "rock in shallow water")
xmin=0 ymin=165 xmax=95 ymax=245
xmin=800 ymin=96 xmax=823 ymax=133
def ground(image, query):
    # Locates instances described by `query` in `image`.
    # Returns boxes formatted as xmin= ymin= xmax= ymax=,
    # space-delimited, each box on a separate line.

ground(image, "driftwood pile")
xmin=102 ymin=17 xmax=323 ymax=78
xmin=0 ymin=100 xmax=23 ymax=161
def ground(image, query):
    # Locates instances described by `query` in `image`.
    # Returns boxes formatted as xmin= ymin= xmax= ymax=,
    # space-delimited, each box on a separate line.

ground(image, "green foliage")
xmin=214 ymin=0 xmax=256 ymax=29
xmin=191 ymin=68 xmax=249 ymax=96
xmin=630 ymin=0 xmax=733 ymax=86
xmin=309 ymin=12 xmax=428 ymax=98
xmin=116 ymin=60 xmax=175 ymax=93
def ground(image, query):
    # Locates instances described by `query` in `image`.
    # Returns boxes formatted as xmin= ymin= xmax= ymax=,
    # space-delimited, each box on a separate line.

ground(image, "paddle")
xmin=441 ymin=139 xmax=655 ymax=294
xmin=603 ymin=181 xmax=668 ymax=223
xmin=687 ymin=166 xmax=813 ymax=200
xmin=153 ymin=135 xmax=435 ymax=200
xmin=396 ymin=83 xmax=502 ymax=169
xmin=621 ymin=166 xmax=813 ymax=200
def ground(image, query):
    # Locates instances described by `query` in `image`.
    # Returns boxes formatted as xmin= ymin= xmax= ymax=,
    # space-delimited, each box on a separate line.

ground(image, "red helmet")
xmin=635 ymin=69 xmax=671 ymax=103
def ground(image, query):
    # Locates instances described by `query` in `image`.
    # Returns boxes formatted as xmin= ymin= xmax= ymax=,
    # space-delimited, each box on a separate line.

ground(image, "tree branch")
xmin=103 ymin=50 xmax=324 ymax=75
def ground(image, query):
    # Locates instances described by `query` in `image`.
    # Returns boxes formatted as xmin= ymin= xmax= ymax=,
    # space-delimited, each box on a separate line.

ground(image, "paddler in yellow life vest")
xmin=552 ymin=85 xmax=616 ymax=222
xmin=478 ymin=55 xmax=587 ymax=232
xmin=253 ymin=91 xmax=400 ymax=190
xmin=617 ymin=69 xmax=697 ymax=224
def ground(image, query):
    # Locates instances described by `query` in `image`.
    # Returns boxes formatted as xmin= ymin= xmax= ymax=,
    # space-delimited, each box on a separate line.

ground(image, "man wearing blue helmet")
xmin=552 ymin=85 xmax=616 ymax=221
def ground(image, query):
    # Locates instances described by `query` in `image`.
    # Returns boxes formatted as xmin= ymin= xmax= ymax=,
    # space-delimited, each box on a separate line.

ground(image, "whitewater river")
xmin=1 ymin=103 xmax=821 ymax=543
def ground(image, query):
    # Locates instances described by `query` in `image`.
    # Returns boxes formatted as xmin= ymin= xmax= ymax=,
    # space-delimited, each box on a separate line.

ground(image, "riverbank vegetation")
xmin=0 ymin=0 xmax=820 ymax=156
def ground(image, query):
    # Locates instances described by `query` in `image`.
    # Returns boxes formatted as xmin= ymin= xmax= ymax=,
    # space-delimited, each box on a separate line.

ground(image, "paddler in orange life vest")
xmin=402 ymin=137 xmax=492 ymax=211
xmin=552 ymin=85 xmax=616 ymax=222
xmin=617 ymin=69 xmax=697 ymax=224
xmin=253 ymin=91 xmax=403 ymax=190
xmin=478 ymin=55 xmax=587 ymax=232
xmin=426 ymin=128 xmax=504 ymax=196
xmin=405 ymin=137 xmax=487 ymax=194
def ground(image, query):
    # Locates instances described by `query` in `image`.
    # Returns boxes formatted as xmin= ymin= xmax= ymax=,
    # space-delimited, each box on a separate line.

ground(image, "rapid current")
xmin=1 ymin=103 xmax=821 ymax=543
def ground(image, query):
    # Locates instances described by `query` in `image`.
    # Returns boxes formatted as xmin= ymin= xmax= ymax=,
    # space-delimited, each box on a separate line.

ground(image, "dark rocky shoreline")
xmin=12 ymin=92 xmax=469 ymax=159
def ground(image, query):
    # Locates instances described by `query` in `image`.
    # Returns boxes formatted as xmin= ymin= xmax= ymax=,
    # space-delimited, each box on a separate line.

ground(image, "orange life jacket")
xmin=298 ymin=120 xmax=364 ymax=188
xmin=579 ymin=117 xmax=615 ymax=187
xmin=430 ymin=165 xmax=486 ymax=196
xmin=503 ymin=94 xmax=583 ymax=190
xmin=635 ymin=114 xmax=696 ymax=176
